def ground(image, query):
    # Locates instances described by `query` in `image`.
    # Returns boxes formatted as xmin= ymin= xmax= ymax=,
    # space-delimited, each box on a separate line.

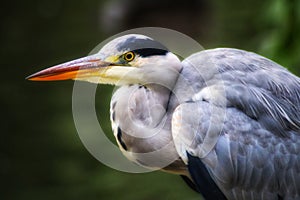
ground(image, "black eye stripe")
xmin=116 ymin=36 xmax=169 ymax=58
xmin=117 ymin=37 xmax=169 ymax=53
xmin=133 ymin=48 xmax=168 ymax=57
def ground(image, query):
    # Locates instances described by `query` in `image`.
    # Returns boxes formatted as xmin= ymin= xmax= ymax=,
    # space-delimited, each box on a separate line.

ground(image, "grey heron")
xmin=27 ymin=34 xmax=300 ymax=200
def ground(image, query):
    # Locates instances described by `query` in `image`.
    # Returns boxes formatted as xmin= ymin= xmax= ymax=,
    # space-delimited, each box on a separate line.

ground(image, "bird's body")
xmin=173 ymin=48 xmax=300 ymax=199
xmin=28 ymin=34 xmax=300 ymax=200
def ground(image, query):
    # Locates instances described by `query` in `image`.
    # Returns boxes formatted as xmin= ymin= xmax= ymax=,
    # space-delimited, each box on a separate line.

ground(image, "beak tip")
xmin=25 ymin=75 xmax=33 ymax=81
xmin=26 ymin=55 xmax=110 ymax=82
xmin=25 ymin=72 xmax=42 ymax=81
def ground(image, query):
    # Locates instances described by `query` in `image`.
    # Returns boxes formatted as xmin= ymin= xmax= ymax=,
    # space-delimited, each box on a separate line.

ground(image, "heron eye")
xmin=123 ymin=51 xmax=135 ymax=62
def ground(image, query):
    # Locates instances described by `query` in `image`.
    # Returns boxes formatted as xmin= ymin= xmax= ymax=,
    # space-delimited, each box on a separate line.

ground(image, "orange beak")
xmin=26 ymin=55 xmax=113 ymax=81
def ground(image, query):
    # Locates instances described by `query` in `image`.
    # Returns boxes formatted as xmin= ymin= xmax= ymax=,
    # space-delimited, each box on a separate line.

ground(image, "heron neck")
xmin=110 ymin=83 xmax=184 ymax=171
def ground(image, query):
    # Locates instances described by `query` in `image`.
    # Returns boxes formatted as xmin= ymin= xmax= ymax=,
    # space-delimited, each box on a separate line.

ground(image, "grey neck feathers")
xmin=111 ymin=83 xmax=182 ymax=170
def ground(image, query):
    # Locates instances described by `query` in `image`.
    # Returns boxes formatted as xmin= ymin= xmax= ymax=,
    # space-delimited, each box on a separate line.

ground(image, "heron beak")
xmin=26 ymin=54 xmax=113 ymax=81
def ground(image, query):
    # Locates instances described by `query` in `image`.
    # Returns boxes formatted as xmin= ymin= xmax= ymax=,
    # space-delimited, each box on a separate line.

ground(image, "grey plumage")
xmin=28 ymin=34 xmax=300 ymax=200
xmin=111 ymin=46 xmax=300 ymax=199
xmin=173 ymin=48 xmax=300 ymax=199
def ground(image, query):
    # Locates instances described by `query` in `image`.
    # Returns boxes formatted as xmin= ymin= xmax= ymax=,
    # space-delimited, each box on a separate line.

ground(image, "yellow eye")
xmin=123 ymin=51 xmax=135 ymax=62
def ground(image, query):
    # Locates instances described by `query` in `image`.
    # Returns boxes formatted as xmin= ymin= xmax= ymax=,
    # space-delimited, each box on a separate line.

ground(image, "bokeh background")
xmin=1 ymin=0 xmax=300 ymax=199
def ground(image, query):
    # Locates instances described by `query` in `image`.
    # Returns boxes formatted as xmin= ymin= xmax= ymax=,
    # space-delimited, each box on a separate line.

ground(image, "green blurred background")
xmin=1 ymin=0 xmax=300 ymax=199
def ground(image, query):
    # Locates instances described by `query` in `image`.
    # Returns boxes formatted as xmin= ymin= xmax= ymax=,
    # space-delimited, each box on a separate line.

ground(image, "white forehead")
xmin=99 ymin=34 xmax=153 ymax=56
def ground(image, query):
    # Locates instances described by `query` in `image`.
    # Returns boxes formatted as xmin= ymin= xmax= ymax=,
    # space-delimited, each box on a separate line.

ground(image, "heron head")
xmin=27 ymin=34 xmax=182 ymax=86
